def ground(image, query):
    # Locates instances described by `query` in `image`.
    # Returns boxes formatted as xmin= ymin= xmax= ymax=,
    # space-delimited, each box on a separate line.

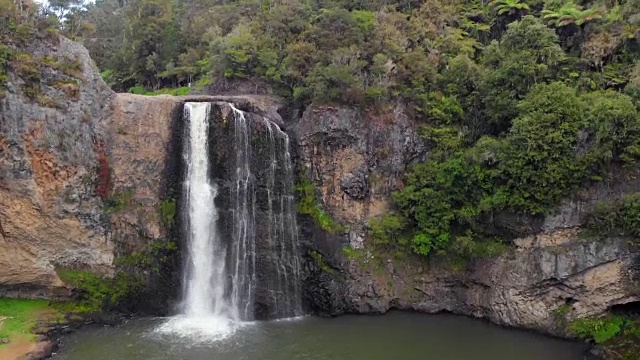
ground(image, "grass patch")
xmin=0 ymin=298 xmax=51 ymax=343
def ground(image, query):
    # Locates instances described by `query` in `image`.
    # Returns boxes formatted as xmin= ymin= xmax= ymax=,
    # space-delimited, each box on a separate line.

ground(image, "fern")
xmin=489 ymin=0 xmax=530 ymax=16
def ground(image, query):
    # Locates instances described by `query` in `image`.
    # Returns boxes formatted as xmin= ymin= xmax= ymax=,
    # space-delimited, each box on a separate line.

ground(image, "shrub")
xmin=369 ymin=213 xmax=408 ymax=247
xmin=159 ymin=198 xmax=177 ymax=229
xmin=587 ymin=193 xmax=640 ymax=236
xmin=570 ymin=315 xmax=637 ymax=344
xmin=55 ymin=268 xmax=133 ymax=313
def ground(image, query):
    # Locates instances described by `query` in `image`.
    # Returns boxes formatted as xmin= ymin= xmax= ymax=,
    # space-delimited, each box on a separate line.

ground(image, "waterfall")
xmin=228 ymin=105 xmax=302 ymax=319
xmin=259 ymin=116 xmax=303 ymax=318
xmin=156 ymin=101 xmax=302 ymax=341
xmin=228 ymin=105 xmax=256 ymax=321
xmin=182 ymin=102 xmax=229 ymax=318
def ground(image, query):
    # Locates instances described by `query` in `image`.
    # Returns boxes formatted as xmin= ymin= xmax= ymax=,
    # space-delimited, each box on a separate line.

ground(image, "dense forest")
xmin=2 ymin=0 xmax=640 ymax=260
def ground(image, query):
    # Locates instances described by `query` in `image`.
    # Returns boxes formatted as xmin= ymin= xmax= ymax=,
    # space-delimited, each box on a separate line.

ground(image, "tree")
xmin=481 ymin=16 xmax=565 ymax=133
xmin=123 ymin=0 xmax=177 ymax=88
xmin=541 ymin=2 xmax=605 ymax=27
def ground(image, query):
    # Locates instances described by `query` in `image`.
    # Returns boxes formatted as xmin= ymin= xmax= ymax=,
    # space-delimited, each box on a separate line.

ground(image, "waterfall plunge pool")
xmin=51 ymin=312 xmax=587 ymax=360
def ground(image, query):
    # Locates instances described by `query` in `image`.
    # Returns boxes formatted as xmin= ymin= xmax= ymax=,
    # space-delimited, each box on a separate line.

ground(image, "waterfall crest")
xmin=156 ymin=101 xmax=302 ymax=341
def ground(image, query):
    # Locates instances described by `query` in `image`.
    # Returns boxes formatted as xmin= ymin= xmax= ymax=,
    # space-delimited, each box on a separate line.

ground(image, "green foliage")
xmin=128 ymin=85 xmax=190 ymax=96
xmin=69 ymin=0 xmax=638 ymax=111
xmin=482 ymin=16 xmax=565 ymax=132
xmin=55 ymin=268 xmax=135 ymax=313
xmin=104 ymin=189 xmax=134 ymax=213
xmin=127 ymin=85 xmax=146 ymax=94
xmin=369 ymin=214 xmax=408 ymax=247
xmin=587 ymin=193 xmax=640 ymax=237
xmin=115 ymin=240 xmax=178 ymax=274
xmin=583 ymin=91 xmax=640 ymax=165
xmin=308 ymin=249 xmax=338 ymax=274
xmin=394 ymin=82 xmax=640 ymax=259
xmin=542 ymin=2 xmax=606 ymax=27
xmin=0 ymin=298 xmax=50 ymax=343
xmin=342 ymin=245 xmax=364 ymax=260
xmin=570 ymin=315 xmax=637 ymax=344
xmin=498 ymin=82 xmax=588 ymax=213
xmin=159 ymin=198 xmax=177 ymax=229
xmin=489 ymin=0 xmax=530 ymax=16
xmin=551 ymin=303 xmax=572 ymax=326
xmin=296 ymin=175 xmax=345 ymax=234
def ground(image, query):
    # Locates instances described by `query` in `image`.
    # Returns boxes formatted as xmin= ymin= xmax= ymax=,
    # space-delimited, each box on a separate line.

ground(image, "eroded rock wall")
xmin=293 ymin=104 xmax=426 ymax=250
xmin=0 ymin=37 xmax=115 ymax=298
xmin=293 ymin=103 xmax=640 ymax=336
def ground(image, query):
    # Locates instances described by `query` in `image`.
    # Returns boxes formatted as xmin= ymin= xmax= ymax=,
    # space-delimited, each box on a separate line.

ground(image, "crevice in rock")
xmin=0 ymin=219 xmax=5 ymax=241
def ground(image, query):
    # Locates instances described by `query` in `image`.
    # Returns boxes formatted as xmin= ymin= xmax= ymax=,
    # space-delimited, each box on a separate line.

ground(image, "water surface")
xmin=53 ymin=312 xmax=587 ymax=360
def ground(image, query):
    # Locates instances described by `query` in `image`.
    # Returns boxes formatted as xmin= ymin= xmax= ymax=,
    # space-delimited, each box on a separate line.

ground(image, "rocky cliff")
xmin=0 ymin=36 xmax=115 ymax=299
xmin=292 ymin=103 xmax=640 ymax=337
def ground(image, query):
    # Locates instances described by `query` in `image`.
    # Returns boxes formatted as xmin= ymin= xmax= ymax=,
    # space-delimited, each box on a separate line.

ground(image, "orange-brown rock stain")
xmin=22 ymin=124 xmax=78 ymax=209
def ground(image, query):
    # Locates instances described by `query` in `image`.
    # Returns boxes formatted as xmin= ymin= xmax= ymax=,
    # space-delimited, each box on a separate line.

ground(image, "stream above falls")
xmin=52 ymin=312 xmax=587 ymax=360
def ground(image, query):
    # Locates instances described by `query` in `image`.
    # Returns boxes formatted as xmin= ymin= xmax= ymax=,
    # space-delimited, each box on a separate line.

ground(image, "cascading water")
xmin=157 ymin=101 xmax=302 ymax=341
xmin=259 ymin=116 xmax=303 ymax=318
xmin=227 ymin=104 xmax=302 ymax=319
xmin=182 ymin=102 xmax=228 ymax=318
xmin=227 ymin=104 xmax=256 ymax=321
xmin=156 ymin=102 xmax=237 ymax=341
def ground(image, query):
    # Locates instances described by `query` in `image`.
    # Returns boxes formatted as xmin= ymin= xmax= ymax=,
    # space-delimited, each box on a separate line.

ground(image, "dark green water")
xmin=52 ymin=312 xmax=587 ymax=360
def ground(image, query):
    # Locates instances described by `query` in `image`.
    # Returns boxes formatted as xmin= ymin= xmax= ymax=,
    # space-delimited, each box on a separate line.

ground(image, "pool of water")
xmin=52 ymin=312 xmax=587 ymax=360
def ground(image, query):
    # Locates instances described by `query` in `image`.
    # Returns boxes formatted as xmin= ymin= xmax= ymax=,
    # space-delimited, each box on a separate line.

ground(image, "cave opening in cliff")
xmin=609 ymin=301 xmax=640 ymax=316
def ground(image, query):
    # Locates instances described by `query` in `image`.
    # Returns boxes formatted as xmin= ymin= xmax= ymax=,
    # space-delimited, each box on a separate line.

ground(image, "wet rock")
xmin=340 ymin=169 xmax=369 ymax=200
xmin=25 ymin=340 xmax=56 ymax=360
xmin=585 ymin=345 xmax=608 ymax=360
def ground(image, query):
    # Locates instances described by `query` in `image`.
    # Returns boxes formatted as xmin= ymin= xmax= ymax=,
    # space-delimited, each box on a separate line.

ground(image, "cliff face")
xmin=0 ymin=37 xmax=115 ymax=298
xmin=293 ymin=104 xmax=426 ymax=249
xmin=293 ymin=103 xmax=640 ymax=336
